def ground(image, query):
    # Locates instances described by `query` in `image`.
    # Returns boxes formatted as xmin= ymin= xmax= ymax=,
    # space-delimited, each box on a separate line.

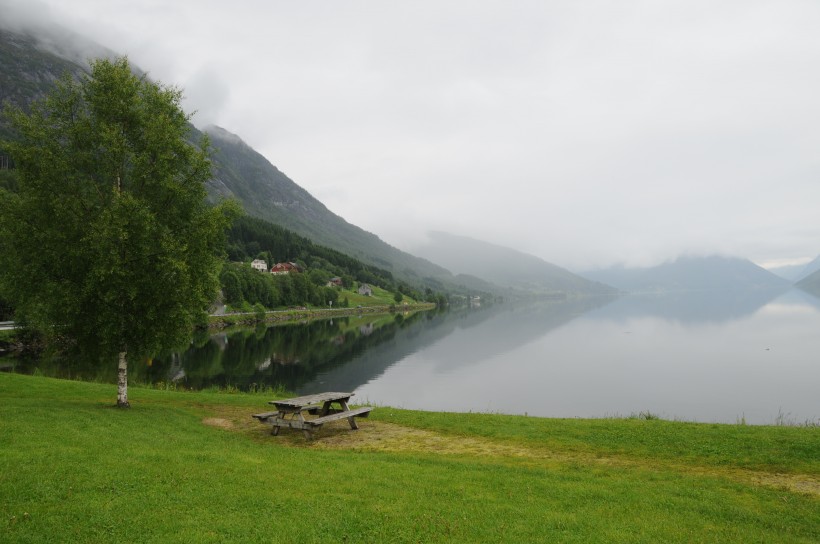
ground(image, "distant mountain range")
xmin=581 ymin=255 xmax=791 ymax=293
xmin=769 ymin=255 xmax=820 ymax=282
xmin=411 ymin=231 xmax=615 ymax=296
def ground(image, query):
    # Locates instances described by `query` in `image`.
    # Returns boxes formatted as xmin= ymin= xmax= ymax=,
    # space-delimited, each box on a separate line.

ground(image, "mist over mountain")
xmin=3 ymin=22 xmax=803 ymax=301
xmin=0 ymin=30 xmax=82 ymax=141
xmin=770 ymin=254 xmax=820 ymax=282
xmin=202 ymin=125 xmax=455 ymax=286
xmin=411 ymin=231 xmax=614 ymax=296
xmin=0 ymin=25 xmax=463 ymax=292
xmin=582 ymin=255 xmax=790 ymax=293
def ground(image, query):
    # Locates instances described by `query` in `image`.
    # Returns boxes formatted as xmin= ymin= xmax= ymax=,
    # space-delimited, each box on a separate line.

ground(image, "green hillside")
xmin=0 ymin=26 xmax=480 ymax=296
xmin=203 ymin=126 xmax=455 ymax=286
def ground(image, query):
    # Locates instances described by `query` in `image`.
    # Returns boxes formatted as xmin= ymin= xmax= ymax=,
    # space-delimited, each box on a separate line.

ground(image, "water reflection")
xmin=354 ymin=289 xmax=820 ymax=424
xmin=148 ymin=312 xmax=431 ymax=391
xmin=3 ymin=289 xmax=818 ymax=424
xmin=298 ymin=297 xmax=613 ymax=392
xmin=584 ymin=288 xmax=788 ymax=324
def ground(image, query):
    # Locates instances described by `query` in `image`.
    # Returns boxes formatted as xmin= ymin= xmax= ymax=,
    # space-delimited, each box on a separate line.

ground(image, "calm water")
xmin=3 ymin=289 xmax=819 ymax=424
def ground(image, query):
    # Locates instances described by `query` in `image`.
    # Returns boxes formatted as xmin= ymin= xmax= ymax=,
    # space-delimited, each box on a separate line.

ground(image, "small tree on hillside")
xmin=0 ymin=57 xmax=237 ymax=407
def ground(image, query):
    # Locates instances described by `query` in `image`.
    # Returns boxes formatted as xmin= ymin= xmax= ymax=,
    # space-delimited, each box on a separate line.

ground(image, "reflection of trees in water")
xmin=4 ymin=298 xmax=611 ymax=390
xmin=2 ymin=350 xmax=117 ymax=383
xmin=142 ymin=312 xmax=430 ymax=391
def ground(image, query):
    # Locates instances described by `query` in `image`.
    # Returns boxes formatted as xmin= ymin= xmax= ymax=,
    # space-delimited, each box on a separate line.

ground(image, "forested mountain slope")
xmin=203 ymin=125 xmax=454 ymax=286
xmin=0 ymin=26 xmax=455 ymax=291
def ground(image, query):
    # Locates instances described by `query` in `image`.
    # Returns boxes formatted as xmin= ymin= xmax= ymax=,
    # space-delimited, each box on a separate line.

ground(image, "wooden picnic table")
xmin=252 ymin=392 xmax=372 ymax=440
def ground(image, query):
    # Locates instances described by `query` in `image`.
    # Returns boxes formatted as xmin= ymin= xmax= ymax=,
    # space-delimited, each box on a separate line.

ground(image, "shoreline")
xmin=206 ymin=302 xmax=438 ymax=329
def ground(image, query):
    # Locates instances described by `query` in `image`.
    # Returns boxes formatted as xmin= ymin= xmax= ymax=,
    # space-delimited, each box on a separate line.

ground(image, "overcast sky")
xmin=9 ymin=0 xmax=820 ymax=269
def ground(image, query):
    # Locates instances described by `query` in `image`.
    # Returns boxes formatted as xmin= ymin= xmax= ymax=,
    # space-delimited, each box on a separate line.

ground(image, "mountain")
xmin=411 ymin=231 xmax=615 ymax=296
xmin=0 ymin=25 xmax=465 ymax=292
xmin=796 ymin=268 xmax=820 ymax=297
xmin=202 ymin=126 xmax=454 ymax=285
xmin=770 ymin=255 xmax=820 ymax=283
xmin=581 ymin=255 xmax=791 ymax=293
xmin=0 ymin=28 xmax=92 ymax=141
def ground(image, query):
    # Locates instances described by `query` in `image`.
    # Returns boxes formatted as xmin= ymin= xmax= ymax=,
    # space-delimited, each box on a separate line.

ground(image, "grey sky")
xmin=9 ymin=0 xmax=820 ymax=269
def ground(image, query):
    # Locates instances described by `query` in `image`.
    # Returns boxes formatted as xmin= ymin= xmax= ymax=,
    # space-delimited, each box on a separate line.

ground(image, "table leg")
xmin=269 ymin=411 xmax=282 ymax=435
xmin=320 ymin=401 xmax=332 ymax=416
xmin=339 ymin=400 xmax=359 ymax=430
xmin=297 ymin=410 xmax=313 ymax=440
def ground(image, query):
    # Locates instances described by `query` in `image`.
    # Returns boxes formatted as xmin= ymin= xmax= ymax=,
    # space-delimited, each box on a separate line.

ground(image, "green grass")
xmin=1 ymin=373 xmax=818 ymax=543
xmin=342 ymin=285 xmax=416 ymax=307
xmin=380 ymin=409 xmax=820 ymax=474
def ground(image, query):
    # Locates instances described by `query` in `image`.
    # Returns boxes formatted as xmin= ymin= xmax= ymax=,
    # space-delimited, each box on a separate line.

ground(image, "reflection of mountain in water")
xmin=583 ymin=288 xmax=788 ymax=325
xmin=132 ymin=297 xmax=611 ymax=392
xmin=770 ymin=288 xmax=820 ymax=311
xmin=297 ymin=297 xmax=613 ymax=393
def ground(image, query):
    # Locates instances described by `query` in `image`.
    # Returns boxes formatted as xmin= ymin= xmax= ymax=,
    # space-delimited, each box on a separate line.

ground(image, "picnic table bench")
xmin=253 ymin=392 xmax=372 ymax=440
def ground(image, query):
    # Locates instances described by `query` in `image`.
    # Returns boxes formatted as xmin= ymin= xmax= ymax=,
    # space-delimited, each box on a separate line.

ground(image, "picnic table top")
xmin=268 ymin=392 xmax=353 ymax=408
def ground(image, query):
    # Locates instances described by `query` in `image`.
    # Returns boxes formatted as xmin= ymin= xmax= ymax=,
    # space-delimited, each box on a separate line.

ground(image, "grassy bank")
xmin=1 ymin=373 xmax=818 ymax=543
xmin=207 ymin=302 xmax=436 ymax=329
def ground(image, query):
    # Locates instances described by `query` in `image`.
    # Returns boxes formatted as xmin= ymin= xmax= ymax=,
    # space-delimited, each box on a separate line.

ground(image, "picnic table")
xmin=252 ymin=392 xmax=372 ymax=440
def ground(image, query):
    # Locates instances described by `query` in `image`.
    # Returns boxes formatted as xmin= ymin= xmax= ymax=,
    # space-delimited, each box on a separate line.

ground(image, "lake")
xmin=3 ymin=289 xmax=819 ymax=425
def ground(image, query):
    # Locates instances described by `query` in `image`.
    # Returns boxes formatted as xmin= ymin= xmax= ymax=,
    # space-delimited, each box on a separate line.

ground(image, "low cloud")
xmin=183 ymin=67 xmax=231 ymax=128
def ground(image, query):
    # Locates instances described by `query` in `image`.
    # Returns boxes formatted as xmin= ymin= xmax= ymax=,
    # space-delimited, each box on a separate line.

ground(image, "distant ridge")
xmin=411 ymin=231 xmax=615 ymax=296
xmin=797 ymin=268 xmax=820 ymax=297
xmin=770 ymin=254 xmax=820 ymax=282
xmin=581 ymin=255 xmax=790 ymax=293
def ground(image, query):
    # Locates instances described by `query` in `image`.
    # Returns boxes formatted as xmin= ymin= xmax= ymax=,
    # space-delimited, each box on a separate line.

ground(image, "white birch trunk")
xmin=117 ymin=351 xmax=130 ymax=408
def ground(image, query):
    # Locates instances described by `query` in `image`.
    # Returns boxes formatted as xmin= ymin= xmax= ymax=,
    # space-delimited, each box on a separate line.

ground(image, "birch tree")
xmin=0 ymin=57 xmax=237 ymax=407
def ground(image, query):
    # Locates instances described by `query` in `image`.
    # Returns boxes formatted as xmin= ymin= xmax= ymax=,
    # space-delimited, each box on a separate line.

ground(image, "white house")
xmin=251 ymin=259 xmax=268 ymax=272
xmin=358 ymin=283 xmax=373 ymax=296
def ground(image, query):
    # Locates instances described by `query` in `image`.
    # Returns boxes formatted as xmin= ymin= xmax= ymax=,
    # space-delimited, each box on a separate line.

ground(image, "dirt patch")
xmin=204 ymin=408 xmax=820 ymax=497
xmin=202 ymin=417 xmax=235 ymax=430
xmin=749 ymin=473 xmax=820 ymax=496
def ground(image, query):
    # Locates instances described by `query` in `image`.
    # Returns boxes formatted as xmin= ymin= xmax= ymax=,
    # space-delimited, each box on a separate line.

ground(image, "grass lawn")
xmin=341 ymin=285 xmax=415 ymax=307
xmin=1 ymin=373 xmax=817 ymax=543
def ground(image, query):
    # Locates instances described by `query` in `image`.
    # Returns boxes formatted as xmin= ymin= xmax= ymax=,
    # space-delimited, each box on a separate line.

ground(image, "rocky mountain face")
xmin=0 ymin=29 xmax=86 ymax=140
